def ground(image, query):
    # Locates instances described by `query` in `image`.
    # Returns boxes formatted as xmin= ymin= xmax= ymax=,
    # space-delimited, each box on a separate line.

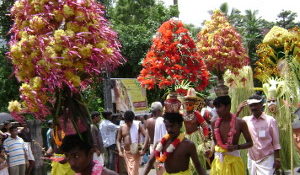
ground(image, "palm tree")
xmin=242 ymin=10 xmax=264 ymax=65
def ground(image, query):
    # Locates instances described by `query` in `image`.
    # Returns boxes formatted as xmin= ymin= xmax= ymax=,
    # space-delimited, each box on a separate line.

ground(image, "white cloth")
xmin=200 ymin=106 xmax=217 ymax=118
xmin=0 ymin=168 xmax=8 ymax=175
xmin=153 ymin=117 xmax=167 ymax=144
xmin=214 ymin=150 xmax=240 ymax=162
xmin=24 ymin=142 xmax=34 ymax=161
xmin=93 ymin=153 xmax=104 ymax=166
xmin=130 ymin=120 xmax=140 ymax=143
xmin=247 ymin=153 xmax=275 ymax=175
xmin=99 ymin=120 xmax=119 ymax=148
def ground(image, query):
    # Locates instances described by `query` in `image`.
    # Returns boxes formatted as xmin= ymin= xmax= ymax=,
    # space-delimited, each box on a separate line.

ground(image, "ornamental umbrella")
xmin=0 ymin=113 xmax=14 ymax=124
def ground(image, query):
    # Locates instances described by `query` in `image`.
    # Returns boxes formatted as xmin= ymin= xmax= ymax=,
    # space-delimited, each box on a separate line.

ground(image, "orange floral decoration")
xmin=137 ymin=19 xmax=209 ymax=91
xmin=197 ymin=10 xmax=249 ymax=77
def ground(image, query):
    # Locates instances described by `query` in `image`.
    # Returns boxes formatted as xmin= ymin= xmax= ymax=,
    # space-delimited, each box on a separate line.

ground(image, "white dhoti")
xmin=248 ymin=154 xmax=275 ymax=175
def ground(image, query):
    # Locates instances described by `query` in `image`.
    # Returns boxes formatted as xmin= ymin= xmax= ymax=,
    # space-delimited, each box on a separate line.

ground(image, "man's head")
xmin=163 ymin=113 xmax=183 ymax=138
xmin=184 ymin=99 xmax=197 ymax=112
xmin=248 ymin=94 xmax=264 ymax=117
xmin=101 ymin=111 xmax=112 ymax=120
xmin=4 ymin=121 xmax=12 ymax=130
xmin=61 ymin=132 xmax=93 ymax=173
xmin=47 ymin=120 xmax=53 ymax=128
xmin=150 ymin=102 xmax=163 ymax=117
xmin=206 ymin=99 xmax=214 ymax=108
xmin=9 ymin=125 xmax=18 ymax=138
xmin=124 ymin=111 xmax=135 ymax=126
xmin=213 ymin=96 xmax=231 ymax=117
xmin=91 ymin=111 xmax=101 ymax=124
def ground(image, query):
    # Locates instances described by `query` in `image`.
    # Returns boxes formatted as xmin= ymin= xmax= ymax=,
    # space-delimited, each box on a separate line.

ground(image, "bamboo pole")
xmin=291 ymin=117 xmax=294 ymax=175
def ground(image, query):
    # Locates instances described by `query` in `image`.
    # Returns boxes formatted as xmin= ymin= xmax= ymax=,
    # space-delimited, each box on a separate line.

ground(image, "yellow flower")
xmin=63 ymin=5 xmax=75 ymax=18
xmin=32 ymin=77 xmax=42 ymax=89
xmin=53 ymin=10 xmax=64 ymax=22
xmin=29 ymin=16 xmax=45 ymax=31
xmin=65 ymin=30 xmax=75 ymax=37
xmin=20 ymin=83 xmax=31 ymax=91
xmin=10 ymin=44 xmax=22 ymax=58
xmin=96 ymin=40 xmax=108 ymax=48
xmin=28 ymin=35 xmax=36 ymax=45
xmin=65 ymin=71 xmax=81 ymax=87
xmin=79 ymin=44 xmax=93 ymax=58
xmin=45 ymin=46 xmax=57 ymax=58
xmin=8 ymin=100 xmax=22 ymax=112
xmin=54 ymin=29 xmax=66 ymax=42
xmin=75 ymin=11 xmax=86 ymax=22
xmin=104 ymin=48 xmax=114 ymax=55
xmin=263 ymin=26 xmax=293 ymax=46
xmin=80 ymin=27 xmax=89 ymax=32
xmin=66 ymin=22 xmax=80 ymax=33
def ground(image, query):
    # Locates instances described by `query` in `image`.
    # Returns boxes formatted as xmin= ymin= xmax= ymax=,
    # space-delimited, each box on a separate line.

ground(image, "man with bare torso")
xmin=117 ymin=111 xmax=149 ymax=175
xmin=145 ymin=102 xmax=166 ymax=174
xmin=143 ymin=112 xmax=206 ymax=175
xmin=208 ymin=95 xmax=253 ymax=175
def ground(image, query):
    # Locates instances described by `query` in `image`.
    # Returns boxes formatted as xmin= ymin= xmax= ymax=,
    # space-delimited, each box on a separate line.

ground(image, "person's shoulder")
xmin=146 ymin=117 xmax=155 ymax=122
xmin=237 ymin=117 xmax=247 ymax=123
xmin=181 ymin=138 xmax=195 ymax=148
xmin=263 ymin=114 xmax=277 ymax=123
xmin=242 ymin=115 xmax=252 ymax=121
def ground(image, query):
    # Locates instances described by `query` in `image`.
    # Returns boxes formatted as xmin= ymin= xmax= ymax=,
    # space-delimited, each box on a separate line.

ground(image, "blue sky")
xmin=161 ymin=0 xmax=300 ymax=27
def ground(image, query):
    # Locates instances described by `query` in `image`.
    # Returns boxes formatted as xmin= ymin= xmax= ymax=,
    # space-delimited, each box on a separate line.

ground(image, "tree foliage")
xmin=110 ymin=1 xmax=179 ymax=78
xmin=276 ymin=10 xmax=299 ymax=29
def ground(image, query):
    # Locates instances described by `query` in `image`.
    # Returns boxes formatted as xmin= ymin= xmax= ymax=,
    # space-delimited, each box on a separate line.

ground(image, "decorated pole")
xmin=8 ymin=0 xmax=125 ymax=149
xmin=256 ymin=26 xmax=300 ymax=172
xmin=196 ymin=10 xmax=249 ymax=97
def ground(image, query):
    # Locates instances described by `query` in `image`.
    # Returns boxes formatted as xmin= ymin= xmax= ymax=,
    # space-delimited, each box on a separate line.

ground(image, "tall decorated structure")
xmin=8 ymin=0 xmax=125 ymax=134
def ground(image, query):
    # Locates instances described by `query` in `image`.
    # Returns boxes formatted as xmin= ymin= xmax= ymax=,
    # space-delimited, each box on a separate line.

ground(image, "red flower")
xmin=138 ymin=19 xmax=209 ymax=90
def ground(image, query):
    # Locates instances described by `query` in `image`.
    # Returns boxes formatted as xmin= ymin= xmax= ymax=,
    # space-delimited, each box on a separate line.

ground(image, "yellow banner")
xmin=112 ymin=78 xmax=148 ymax=115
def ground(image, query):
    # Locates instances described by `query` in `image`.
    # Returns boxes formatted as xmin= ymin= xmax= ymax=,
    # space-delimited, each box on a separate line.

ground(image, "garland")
xmin=154 ymin=133 xmax=185 ymax=163
xmin=214 ymin=114 xmax=236 ymax=150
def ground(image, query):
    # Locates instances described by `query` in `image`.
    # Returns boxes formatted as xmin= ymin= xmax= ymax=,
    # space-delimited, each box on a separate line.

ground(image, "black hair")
xmin=163 ymin=112 xmax=183 ymax=125
xmin=124 ymin=111 xmax=135 ymax=122
xmin=90 ymin=111 xmax=100 ymax=119
xmin=249 ymin=94 xmax=264 ymax=103
xmin=101 ymin=111 xmax=112 ymax=119
xmin=213 ymin=95 xmax=231 ymax=108
xmin=9 ymin=125 xmax=17 ymax=132
xmin=61 ymin=132 xmax=92 ymax=154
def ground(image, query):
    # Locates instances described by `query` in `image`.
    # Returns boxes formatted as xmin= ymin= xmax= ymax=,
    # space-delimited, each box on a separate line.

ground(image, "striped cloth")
xmin=3 ymin=136 xmax=26 ymax=167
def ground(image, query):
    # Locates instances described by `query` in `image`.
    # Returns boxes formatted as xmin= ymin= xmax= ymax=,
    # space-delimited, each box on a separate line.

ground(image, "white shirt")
xmin=99 ymin=120 xmax=119 ymax=148
xmin=153 ymin=117 xmax=167 ymax=144
xmin=200 ymin=106 xmax=217 ymax=117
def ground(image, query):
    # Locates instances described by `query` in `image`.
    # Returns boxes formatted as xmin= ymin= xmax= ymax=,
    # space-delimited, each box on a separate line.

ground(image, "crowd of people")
xmin=0 ymin=93 xmax=282 ymax=175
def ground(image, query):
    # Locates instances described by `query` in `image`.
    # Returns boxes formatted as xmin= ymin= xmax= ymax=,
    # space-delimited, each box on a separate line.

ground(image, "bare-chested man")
xmin=208 ymin=95 xmax=253 ymax=175
xmin=145 ymin=101 xmax=166 ymax=174
xmin=117 ymin=111 xmax=149 ymax=175
xmin=143 ymin=112 xmax=207 ymax=175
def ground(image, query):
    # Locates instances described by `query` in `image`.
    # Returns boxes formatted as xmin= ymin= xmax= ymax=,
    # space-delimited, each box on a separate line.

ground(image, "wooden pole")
xmin=28 ymin=120 xmax=47 ymax=175
xmin=103 ymin=72 xmax=113 ymax=111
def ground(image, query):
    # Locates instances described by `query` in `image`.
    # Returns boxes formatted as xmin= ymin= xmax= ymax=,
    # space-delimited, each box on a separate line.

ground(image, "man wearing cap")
xmin=237 ymin=94 xmax=281 ymax=175
xmin=145 ymin=101 xmax=166 ymax=175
